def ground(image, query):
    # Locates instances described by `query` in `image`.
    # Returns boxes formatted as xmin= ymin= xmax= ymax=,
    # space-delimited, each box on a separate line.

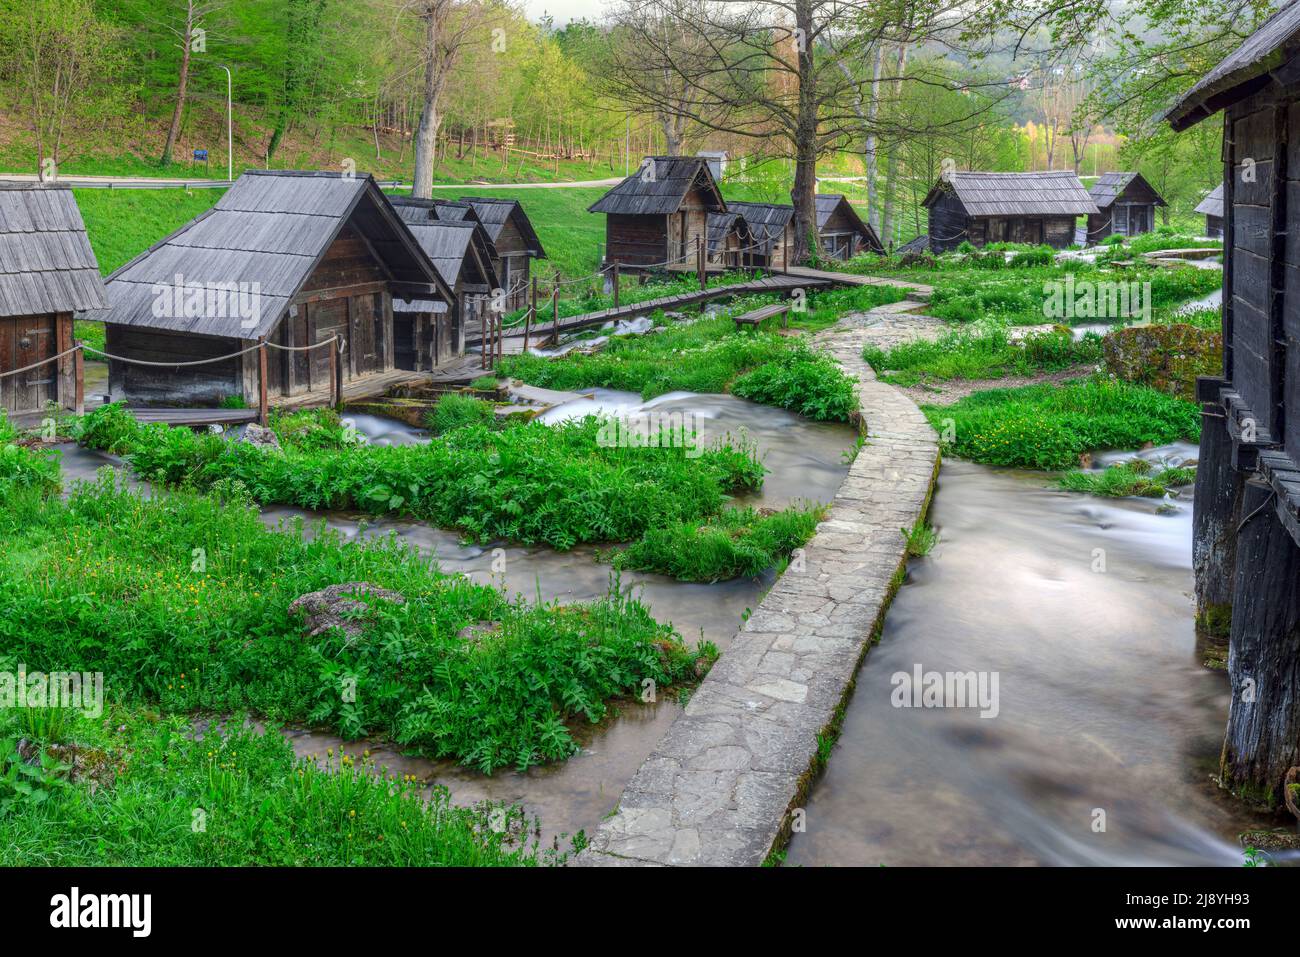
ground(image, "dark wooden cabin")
xmin=1085 ymin=172 xmax=1167 ymax=240
xmin=589 ymin=156 xmax=727 ymax=270
xmin=726 ymin=201 xmax=795 ymax=269
xmin=1195 ymin=183 xmax=1225 ymax=238
xmin=0 ymin=184 xmax=105 ymax=423
xmin=705 ymin=211 xmax=753 ymax=269
xmin=390 ymin=197 xmax=498 ymax=367
xmin=1166 ymin=0 xmax=1300 ymax=807
xmin=458 ymin=197 xmax=545 ymax=311
xmin=814 ymin=194 xmax=884 ymax=258
xmin=922 ymin=171 xmax=1098 ymax=252
xmin=101 ymin=170 xmax=451 ymax=407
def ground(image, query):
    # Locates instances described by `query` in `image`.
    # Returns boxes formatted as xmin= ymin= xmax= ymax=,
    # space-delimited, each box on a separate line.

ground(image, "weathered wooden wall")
xmin=605 ymin=213 xmax=668 ymax=267
xmin=927 ymin=191 xmax=970 ymax=252
xmin=0 ymin=313 xmax=76 ymax=417
xmin=107 ymin=324 xmax=242 ymax=406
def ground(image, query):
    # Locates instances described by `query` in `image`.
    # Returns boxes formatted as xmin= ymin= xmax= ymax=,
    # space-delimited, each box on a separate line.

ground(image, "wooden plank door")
xmin=311 ymin=298 xmax=347 ymax=386
xmin=1 ymin=315 xmax=57 ymax=414
xmin=290 ymin=308 xmax=310 ymax=395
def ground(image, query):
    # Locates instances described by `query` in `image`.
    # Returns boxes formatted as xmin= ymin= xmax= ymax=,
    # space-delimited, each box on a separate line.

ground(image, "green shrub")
xmin=927 ymin=378 xmax=1201 ymax=469
xmin=730 ymin=343 xmax=859 ymax=421
xmin=865 ymin=326 xmax=1100 ymax=384
xmin=610 ymin=504 xmax=825 ymax=582
xmin=1058 ymin=460 xmax=1196 ymax=497
xmin=0 ymin=709 xmax=544 ymax=865
xmin=1009 ymin=245 xmax=1054 ymax=267
xmin=82 ymin=411 xmax=765 ymax=552
xmin=0 ymin=476 xmax=707 ymax=772
xmin=426 ymin=394 xmax=497 ymax=435
xmin=75 ymin=402 xmax=141 ymax=455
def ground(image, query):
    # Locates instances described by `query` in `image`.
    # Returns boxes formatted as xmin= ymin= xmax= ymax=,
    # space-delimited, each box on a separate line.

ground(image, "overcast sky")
xmin=523 ymin=0 xmax=607 ymax=24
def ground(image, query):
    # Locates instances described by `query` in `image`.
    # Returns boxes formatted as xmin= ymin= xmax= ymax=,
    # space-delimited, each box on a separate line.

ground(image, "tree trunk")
xmin=790 ymin=0 xmax=818 ymax=265
xmin=1220 ymin=477 xmax=1300 ymax=807
xmin=864 ymin=44 xmax=884 ymax=232
xmin=660 ymin=115 xmax=683 ymax=156
xmin=161 ymin=3 xmax=195 ymax=167
xmin=881 ymin=42 xmax=908 ymax=244
xmin=411 ymin=4 xmax=443 ymax=199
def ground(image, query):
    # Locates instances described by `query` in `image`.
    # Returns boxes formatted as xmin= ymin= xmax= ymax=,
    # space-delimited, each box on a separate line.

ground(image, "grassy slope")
xmin=74 ymin=184 xmax=606 ymax=281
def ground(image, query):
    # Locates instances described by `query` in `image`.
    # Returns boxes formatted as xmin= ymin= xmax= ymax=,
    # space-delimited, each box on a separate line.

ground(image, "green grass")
xmin=609 ymin=504 xmax=826 ymax=582
xmin=865 ymin=326 xmax=1102 ymax=386
xmin=77 ymin=402 xmax=766 ymax=553
xmin=74 ymin=187 xmax=227 ymax=276
xmin=833 ymin=254 xmax=1222 ymax=327
xmin=500 ymin=289 xmax=895 ymax=422
xmin=0 ymin=706 xmax=545 ymax=865
xmin=0 ymin=470 xmax=705 ymax=773
xmin=425 ymin=394 xmax=498 ymax=435
xmin=926 ymin=378 xmax=1201 ymax=470
xmin=901 ymin=519 xmax=939 ymax=557
xmin=1058 ymin=459 xmax=1196 ymax=497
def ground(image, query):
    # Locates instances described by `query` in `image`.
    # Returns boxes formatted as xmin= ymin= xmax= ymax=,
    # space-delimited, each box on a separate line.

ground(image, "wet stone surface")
xmin=577 ymin=322 xmax=941 ymax=867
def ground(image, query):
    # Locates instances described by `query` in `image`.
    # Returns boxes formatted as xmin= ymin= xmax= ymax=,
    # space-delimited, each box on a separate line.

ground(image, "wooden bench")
xmin=733 ymin=302 xmax=790 ymax=330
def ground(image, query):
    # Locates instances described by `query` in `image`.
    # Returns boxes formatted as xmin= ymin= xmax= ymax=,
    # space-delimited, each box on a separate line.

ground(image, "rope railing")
xmin=0 ymin=344 xmax=82 ymax=380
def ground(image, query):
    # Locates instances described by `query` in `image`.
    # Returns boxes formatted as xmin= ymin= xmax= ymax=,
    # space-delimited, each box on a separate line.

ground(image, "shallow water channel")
xmin=59 ymin=389 xmax=855 ymax=848
xmin=786 ymin=452 xmax=1284 ymax=866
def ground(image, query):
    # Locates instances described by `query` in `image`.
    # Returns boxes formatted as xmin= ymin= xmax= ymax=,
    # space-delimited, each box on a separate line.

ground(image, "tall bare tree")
xmin=392 ymin=0 xmax=503 ymax=198
xmin=158 ymin=0 xmax=228 ymax=165
xmin=603 ymin=0 xmax=1004 ymax=263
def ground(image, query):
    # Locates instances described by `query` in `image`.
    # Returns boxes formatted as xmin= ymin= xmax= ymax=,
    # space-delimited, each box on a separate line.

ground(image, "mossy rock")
xmin=343 ymin=398 xmax=437 ymax=428
xmin=1102 ymin=323 xmax=1222 ymax=400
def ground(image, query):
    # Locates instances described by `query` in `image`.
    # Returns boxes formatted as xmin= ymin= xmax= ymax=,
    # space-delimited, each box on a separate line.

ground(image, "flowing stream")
xmin=57 ymin=391 xmax=855 ymax=848
xmin=785 ymin=454 xmax=1285 ymax=866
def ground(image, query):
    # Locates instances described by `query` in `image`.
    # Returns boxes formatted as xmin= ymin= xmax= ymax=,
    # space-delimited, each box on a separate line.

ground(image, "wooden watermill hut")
xmin=1195 ymin=184 xmax=1225 ymax=238
xmin=1165 ymin=0 xmax=1300 ymax=807
xmin=390 ymin=197 xmax=498 ymax=368
xmin=922 ymin=171 xmax=1098 ymax=252
xmin=814 ymin=194 xmax=884 ymax=258
xmin=0 ymin=184 xmax=105 ymax=423
xmin=459 ymin=197 xmax=546 ymax=311
xmin=705 ymin=210 xmax=753 ymax=270
xmin=589 ymin=156 xmax=727 ymax=271
xmin=1085 ymin=172 xmax=1167 ymax=240
xmin=100 ymin=170 xmax=451 ymax=408
xmin=725 ymin=202 xmax=795 ymax=270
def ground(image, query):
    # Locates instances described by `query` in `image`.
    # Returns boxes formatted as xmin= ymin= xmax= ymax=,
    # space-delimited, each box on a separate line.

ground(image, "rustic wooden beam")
xmin=1221 ymin=477 xmax=1300 ymax=806
xmin=258 ymin=337 xmax=269 ymax=426
xmin=73 ymin=345 xmax=84 ymax=416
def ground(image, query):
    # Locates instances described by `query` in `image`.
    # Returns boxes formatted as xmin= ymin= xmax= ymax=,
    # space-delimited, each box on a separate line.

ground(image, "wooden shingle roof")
xmin=924 ymin=171 xmax=1099 ymax=217
xmin=0 ymin=184 xmax=105 ymax=318
xmin=588 ymin=157 xmax=725 ymax=216
xmin=389 ymin=197 xmax=497 ymax=299
xmin=1088 ymin=171 xmax=1167 ymax=209
xmin=1195 ymin=183 xmax=1225 ymax=218
xmin=726 ymin=201 xmax=793 ymax=244
xmin=705 ymin=211 xmax=751 ymax=253
xmin=102 ymin=171 xmax=449 ymax=339
xmin=459 ymin=197 xmax=546 ymax=257
xmin=1167 ymin=0 xmax=1300 ymax=131
xmin=814 ymin=194 xmax=884 ymax=252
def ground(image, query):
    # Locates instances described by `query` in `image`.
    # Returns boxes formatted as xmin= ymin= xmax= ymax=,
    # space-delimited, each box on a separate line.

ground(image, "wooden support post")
xmin=522 ymin=303 xmax=531 ymax=353
xmin=73 ymin=345 xmax=84 ymax=416
xmin=613 ymin=261 xmax=620 ymax=308
xmin=1220 ymin=477 xmax=1300 ymax=806
xmin=257 ymin=338 xmax=269 ymax=425
xmin=480 ymin=304 xmax=487 ymax=370
xmin=530 ymin=276 xmax=539 ymax=351
xmin=1193 ymin=402 xmax=1243 ymax=643
xmin=551 ymin=286 xmax=559 ymax=346
xmin=328 ymin=338 xmax=339 ymax=410
xmin=697 ymin=236 xmax=706 ymax=291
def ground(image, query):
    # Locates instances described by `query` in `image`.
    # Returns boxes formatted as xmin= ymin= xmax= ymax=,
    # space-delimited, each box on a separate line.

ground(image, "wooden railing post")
xmin=697 ymin=236 xmax=706 ymax=291
xmin=522 ymin=299 xmax=531 ymax=354
xmin=257 ymin=337 xmax=269 ymax=425
xmin=612 ymin=261 xmax=620 ymax=309
xmin=551 ymin=285 xmax=559 ymax=346
xmin=328 ymin=338 xmax=338 ymax=409
xmin=73 ymin=344 xmax=84 ymax=416
xmin=479 ymin=303 xmax=487 ymax=370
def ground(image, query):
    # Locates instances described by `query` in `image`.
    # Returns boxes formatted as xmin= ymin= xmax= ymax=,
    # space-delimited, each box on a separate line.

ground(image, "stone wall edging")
xmin=574 ymin=323 xmax=940 ymax=867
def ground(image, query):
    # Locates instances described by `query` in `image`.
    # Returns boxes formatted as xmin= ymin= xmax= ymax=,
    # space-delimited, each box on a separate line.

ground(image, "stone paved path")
xmin=575 ymin=320 xmax=940 ymax=867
